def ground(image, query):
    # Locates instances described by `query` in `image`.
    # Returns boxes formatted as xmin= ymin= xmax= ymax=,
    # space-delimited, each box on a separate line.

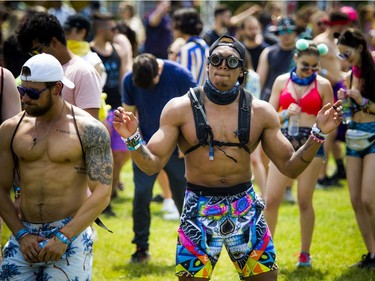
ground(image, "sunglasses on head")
xmin=337 ymin=50 xmax=353 ymax=60
xmin=17 ymin=86 xmax=49 ymax=100
xmin=28 ymin=43 xmax=45 ymax=57
xmin=208 ymin=54 xmax=243 ymax=69
xmin=278 ymin=28 xmax=295 ymax=35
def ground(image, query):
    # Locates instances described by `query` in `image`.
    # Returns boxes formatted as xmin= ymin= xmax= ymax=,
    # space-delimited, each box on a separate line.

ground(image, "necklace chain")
xmin=31 ymin=102 xmax=65 ymax=149
xmin=291 ymin=82 xmax=310 ymax=104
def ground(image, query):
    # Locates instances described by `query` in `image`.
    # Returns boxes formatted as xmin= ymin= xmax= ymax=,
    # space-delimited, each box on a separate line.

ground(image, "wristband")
xmin=321 ymin=68 xmax=327 ymax=77
xmin=121 ymin=128 xmax=143 ymax=151
xmin=310 ymin=123 xmax=327 ymax=144
xmin=56 ymin=231 xmax=71 ymax=245
xmin=281 ymin=110 xmax=289 ymax=120
xmin=15 ymin=228 xmax=29 ymax=241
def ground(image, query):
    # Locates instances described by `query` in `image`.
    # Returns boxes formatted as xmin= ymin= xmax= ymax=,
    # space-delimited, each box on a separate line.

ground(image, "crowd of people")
xmin=0 ymin=1 xmax=374 ymax=280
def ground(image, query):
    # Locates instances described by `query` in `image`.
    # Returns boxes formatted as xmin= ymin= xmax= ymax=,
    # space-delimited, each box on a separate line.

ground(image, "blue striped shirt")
xmin=177 ymin=36 xmax=209 ymax=86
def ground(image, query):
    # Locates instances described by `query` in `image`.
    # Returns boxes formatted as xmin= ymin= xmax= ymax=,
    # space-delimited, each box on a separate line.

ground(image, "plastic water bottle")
xmin=288 ymin=115 xmax=299 ymax=136
xmin=341 ymin=98 xmax=352 ymax=124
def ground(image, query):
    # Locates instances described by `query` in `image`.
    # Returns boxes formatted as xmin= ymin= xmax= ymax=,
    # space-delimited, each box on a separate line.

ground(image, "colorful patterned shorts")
xmin=176 ymin=182 xmax=278 ymax=279
xmin=0 ymin=217 xmax=93 ymax=281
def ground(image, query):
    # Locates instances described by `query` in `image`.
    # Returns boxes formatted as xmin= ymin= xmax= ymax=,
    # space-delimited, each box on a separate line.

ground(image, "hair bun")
xmin=296 ymin=39 xmax=309 ymax=51
xmin=317 ymin=43 xmax=328 ymax=56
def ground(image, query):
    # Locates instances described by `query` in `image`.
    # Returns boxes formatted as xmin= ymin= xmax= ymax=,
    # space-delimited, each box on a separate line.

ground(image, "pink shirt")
xmin=62 ymin=55 xmax=101 ymax=110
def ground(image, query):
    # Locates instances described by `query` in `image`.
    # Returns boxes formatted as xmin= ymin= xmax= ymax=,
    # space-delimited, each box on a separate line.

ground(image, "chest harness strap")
xmin=185 ymin=87 xmax=252 ymax=163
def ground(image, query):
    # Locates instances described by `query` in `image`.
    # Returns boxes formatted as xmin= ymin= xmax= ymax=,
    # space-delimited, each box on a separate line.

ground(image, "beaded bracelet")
xmin=56 ymin=231 xmax=71 ymax=245
xmin=310 ymin=123 xmax=327 ymax=144
xmin=15 ymin=228 xmax=29 ymax=241
xmin=121 ymin=128 xmax=143 ymax=151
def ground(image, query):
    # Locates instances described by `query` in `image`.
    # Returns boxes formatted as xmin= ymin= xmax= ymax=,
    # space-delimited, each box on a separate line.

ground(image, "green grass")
xmin=2 ymin=160 xmax=374 ymax=280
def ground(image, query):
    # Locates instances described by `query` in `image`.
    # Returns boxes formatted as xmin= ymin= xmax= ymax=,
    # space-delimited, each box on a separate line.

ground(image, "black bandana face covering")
xmin=203 ymin=78 xmax=240 ymax=105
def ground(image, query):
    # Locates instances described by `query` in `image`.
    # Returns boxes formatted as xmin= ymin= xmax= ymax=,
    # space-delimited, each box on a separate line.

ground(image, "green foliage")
xmin=1 ymin=161 xmax=374 ymax=280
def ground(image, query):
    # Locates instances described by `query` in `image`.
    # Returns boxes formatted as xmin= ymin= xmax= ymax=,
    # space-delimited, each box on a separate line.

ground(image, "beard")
xmin=24 ymin=93 xmax=53 ymax=117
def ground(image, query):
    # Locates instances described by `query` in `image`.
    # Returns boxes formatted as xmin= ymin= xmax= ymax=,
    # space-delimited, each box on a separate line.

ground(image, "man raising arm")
xmin=114 ymin=36 xmax=342 ymax=281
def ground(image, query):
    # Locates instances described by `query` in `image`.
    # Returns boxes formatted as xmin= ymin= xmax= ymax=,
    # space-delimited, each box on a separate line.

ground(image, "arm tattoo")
xmin=297 ymin=140 xmax=314 ymax=164
xmin=81 ymin=123 xmax=113 ymax=185
xmin=139 ymin=146 xmax=152 ymax=161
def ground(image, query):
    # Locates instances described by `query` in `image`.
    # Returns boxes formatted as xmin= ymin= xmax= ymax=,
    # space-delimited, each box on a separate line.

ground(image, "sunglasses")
xmin=278 ymin=28 xmax=295 ymax=35
xmin=208 ymin=54 xmax=243 ymax=69
xmin=301 ymin=65 xmax=319 ymax=72
xmin=17 ymin=86 xmax=49 ymax=100
xmin=29 ymin=43 xmax=45 ymax=57
xmin=317 ymin=21 xmax=327 ymax=27
xmin=337 ymin=50 xmax=353 ymax=60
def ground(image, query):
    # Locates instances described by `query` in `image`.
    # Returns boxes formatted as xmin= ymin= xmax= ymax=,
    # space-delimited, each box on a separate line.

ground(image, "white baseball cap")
xmin=20 ymin=53 xmax=75 ymax=89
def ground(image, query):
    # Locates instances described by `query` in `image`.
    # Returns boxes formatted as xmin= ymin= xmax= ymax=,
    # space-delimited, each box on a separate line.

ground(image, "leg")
xmin=112 ymin=150 xmax=130 ymax=197
xmin=132 ymin=163 xmax=158 ymax=250
xmin=158 ymin=169 xmax=180 ymax=220
xmin=297 ymin=157 xmax=323 ymax=255
xmin=362 ymin=153 xmax=375 ymax=250
xmin=264 ymin=162 xmax=292 ymax=236
xmin=164 ymin=154 xmax=186 ymax=213
xmin=158 ymin=169 xmax=172 ymax=199
xmin=347 ymin=156 xmax=375 ymax=253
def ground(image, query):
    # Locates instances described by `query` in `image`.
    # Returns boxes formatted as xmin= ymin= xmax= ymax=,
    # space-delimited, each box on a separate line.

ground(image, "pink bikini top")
xmin=279 ymin=79 xmax=322 ymax=116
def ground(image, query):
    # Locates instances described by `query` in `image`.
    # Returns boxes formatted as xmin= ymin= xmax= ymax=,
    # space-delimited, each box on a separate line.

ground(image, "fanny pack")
xmin=346 ymin=129 xmax=375 ymax=151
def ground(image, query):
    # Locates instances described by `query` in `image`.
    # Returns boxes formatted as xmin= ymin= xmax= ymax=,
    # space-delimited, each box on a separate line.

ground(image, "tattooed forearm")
xmin=138 ymin=145 xmax=153 ymax=161
xmin=296 ymin=138 xmax=315 ymax=164
xmin=81 ymin=124 xmax=113 ymax=185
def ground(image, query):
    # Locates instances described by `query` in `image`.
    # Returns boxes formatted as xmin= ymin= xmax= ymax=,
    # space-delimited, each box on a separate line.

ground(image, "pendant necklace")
xmin=31 ymin=102 xmax=65 ymax=149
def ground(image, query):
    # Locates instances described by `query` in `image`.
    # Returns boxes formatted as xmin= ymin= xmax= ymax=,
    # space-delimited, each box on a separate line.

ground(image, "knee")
xmin=362 ymin=197 xmax=375 ymax=215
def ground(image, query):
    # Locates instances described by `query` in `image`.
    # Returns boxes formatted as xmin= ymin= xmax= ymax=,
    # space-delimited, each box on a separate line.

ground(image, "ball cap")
xmin=209 ymin=35 xmax=246 ymax=63
xmin=63 ymin=14 xmax=91 ymax=32
xmin=20 ymin=53 xmax=74 ymax=89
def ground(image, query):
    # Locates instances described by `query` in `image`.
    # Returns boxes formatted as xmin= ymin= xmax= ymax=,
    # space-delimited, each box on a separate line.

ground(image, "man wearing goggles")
xmin=0 ymin=53 xmax=113 ymax=280
xmin=113 ymin=35 xmax=343 ymax=281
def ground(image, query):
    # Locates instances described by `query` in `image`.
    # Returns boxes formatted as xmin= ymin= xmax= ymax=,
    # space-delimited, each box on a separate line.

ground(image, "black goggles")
xmin=17 ymin=86 xmax=48 ymax=100
xmin=208 ymin=54 xmax=244 ymax=69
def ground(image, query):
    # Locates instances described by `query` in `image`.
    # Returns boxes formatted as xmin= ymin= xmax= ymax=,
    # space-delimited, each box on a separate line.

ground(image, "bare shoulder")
xmin=274 ymin=73 xmax=289 ymax=84
xmin=0 ymin=112 xmax=27 ymax=148
xmin=316 ymin=75 xmax=332 ymax=87
xmin=69 ymin=105 xmax=110 ymax=141
xmin=252 ymin=98 xmax=279 ymax=126
xmin=161 ymin=94 xmax=191 ymax=123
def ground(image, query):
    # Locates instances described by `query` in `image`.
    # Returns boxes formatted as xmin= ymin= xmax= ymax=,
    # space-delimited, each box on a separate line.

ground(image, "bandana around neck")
xmin=290 ymin=67 xmax=317 ymax=86
xmin=203 ymin=78 xmax=240 ymax=105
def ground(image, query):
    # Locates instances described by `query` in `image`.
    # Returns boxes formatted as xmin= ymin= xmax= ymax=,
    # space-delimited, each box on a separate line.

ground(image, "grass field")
xmin=2 ymin=160 xmax=374 ymax=281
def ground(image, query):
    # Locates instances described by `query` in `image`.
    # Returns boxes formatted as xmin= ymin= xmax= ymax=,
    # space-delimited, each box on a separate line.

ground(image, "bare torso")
xmin=176 ymin=92 xmax=267 ymax=187
xmin=314 ymin=33 xmax=344 ymax=85
xmin=12 ymin=105 xmax=90 ymax=222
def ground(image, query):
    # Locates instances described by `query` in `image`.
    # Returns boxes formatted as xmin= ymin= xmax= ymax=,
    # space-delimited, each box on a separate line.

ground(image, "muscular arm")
xmin=59 ymin=120 xmax=113 ymax=240
xmin=0 ymin=120 xmax=26 ymax=236
xmin=115 ymin=98 xmax=181 ymax=175
xmin=260 ymin=101 xmax=341 ymax=178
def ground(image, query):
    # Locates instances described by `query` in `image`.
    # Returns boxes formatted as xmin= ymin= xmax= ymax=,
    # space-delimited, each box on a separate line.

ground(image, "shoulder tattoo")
xmin=81 ymin=123 xmax=113 ymax=185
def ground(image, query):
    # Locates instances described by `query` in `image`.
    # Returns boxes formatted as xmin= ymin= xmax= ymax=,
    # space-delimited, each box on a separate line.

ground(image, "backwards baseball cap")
xmin=63 ymin=14 xmax=91 ymax=33
xmin=275 ymin=17 xmax=297 ymax=34
xmin=20 ymin=53 xmax=75 ymax=89
xmin=209 ymin=35 xmax=247 ymax=84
